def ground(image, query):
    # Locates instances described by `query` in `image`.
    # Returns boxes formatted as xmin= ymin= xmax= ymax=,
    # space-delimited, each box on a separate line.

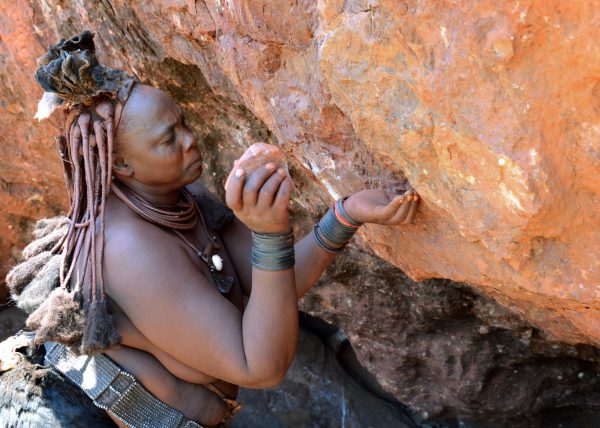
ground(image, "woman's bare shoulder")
xmin=105 ymin=210 xmax=173 ymax=252
xmin=102 ymin=199 xmax=213 ymax=305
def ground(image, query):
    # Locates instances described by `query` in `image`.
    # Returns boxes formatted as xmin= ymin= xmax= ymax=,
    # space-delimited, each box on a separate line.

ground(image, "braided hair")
xmin=7 ymin=31 xmax=136 ymax=354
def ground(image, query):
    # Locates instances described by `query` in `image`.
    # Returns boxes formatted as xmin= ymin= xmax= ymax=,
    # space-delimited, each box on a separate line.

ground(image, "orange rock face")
xmin=1 ymin=0 xmax=599 ymax=353
xmin=0 ymin=3 xmax=66 ymax=299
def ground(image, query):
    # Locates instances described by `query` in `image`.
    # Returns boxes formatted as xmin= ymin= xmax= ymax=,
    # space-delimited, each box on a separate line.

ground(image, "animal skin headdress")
xmin=7 ymin=31 xmax=137 ymax=354
xmin=34 ymin=30 xmax=135 ymax=120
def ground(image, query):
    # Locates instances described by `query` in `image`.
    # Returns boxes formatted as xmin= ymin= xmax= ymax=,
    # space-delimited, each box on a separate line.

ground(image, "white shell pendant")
xmin=212 ymin=254 xmax=224 ymax=271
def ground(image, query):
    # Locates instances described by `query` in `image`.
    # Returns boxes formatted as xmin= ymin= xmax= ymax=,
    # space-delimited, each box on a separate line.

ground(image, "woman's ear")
xmin=112 ymin=156 xmax=133 ymax=177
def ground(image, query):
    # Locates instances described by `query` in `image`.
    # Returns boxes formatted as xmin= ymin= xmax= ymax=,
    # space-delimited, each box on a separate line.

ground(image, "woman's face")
xmin=114 ymin=84 xmax=202 ymax=191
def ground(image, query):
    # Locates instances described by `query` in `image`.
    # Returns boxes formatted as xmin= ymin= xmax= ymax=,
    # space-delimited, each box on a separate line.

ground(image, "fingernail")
xmin=265 ymin=162 xmax=275 ymax=170
xmin=277 ymin=168 xmax=285 ymax=175
xmin=407 ymin=195 xmax=413 ymax=201
xmin=235 ymin=169 xmax=244 ymax=177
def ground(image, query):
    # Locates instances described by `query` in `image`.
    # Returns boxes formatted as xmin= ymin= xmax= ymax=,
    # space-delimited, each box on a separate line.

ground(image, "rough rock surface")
xmin=2 ymin=0 xmax=600 ymax=346
xmin=234 ymin=327 xmax=420 ymax=428
xmin=2 ymin=0 xmax=600 ymax=423
xmin=302 ymin=241 xmax=600 ymax=426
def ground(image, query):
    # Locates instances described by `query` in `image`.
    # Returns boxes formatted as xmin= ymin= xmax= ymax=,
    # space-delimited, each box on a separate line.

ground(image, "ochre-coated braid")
xmin=27 ymin=99 xmax=125 ymax=352
xmin=94 ymin=119 xmax=108 ymax=300
xmin=80 ymin=113 xmax=97 ymax=303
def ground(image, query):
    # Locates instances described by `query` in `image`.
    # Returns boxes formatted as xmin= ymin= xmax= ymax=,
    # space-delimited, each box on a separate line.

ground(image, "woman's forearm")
xmin=241 ymin=266 xmax=298 ymax=387
xmin=294 ymin=232 xmax=339 ymax=299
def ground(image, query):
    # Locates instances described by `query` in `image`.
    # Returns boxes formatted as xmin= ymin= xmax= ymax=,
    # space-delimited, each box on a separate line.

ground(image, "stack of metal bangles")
xmin=251 ymin=197 xmax=362 ymax=271
xmin=312 ymin=196 xmax=362 ymax=253
xmin=251 ymin=228 xmax=296 ymax=271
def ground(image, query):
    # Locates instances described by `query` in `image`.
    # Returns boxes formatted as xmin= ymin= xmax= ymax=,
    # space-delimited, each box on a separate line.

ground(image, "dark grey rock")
xmin=234 ymin=328 xmax=420 ymax=428
xmin=300 ymin=242 xmax=600 ymax=426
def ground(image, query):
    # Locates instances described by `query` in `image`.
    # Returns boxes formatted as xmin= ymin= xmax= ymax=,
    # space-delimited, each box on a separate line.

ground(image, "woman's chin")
xmin=184 ymin=167 xmax=203 ymax=184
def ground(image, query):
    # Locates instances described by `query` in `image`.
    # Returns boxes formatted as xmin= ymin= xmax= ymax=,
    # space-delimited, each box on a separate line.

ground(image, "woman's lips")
xmin=187 ymin=155 xmax=203 ymax=169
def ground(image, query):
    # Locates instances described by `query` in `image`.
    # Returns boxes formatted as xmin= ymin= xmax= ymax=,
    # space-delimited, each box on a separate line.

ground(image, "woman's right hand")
xmin=224 ymin=162 xmax=292 ymax=234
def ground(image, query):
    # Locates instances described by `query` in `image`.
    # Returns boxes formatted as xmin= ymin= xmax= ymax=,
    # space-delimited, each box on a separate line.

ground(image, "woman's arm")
xmin=293 ymin=233 xmax=338 ymax=298
xmin=112 ymin=311 xmax=217 ymax=384
xmin=105 ymin=165 xmax=298 ymax=389
xmin=221 ymin=217 xmax=336 ymax=299
xmin=295 ymin=188 xmax=419 ymax=297
xmin=222 ymin=189 xmax=420 ymax=299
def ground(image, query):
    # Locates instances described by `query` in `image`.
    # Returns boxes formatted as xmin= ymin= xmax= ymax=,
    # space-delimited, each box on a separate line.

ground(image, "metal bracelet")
xmin=336 ymin=196 xmax=363 ymax=227
xmin=312 ymin=224 xmax=344 ymax=254
xmin=312 ymin=198 xmax=363 ymax=253
xmin=251 ymin=229 xmax=295 ymax=271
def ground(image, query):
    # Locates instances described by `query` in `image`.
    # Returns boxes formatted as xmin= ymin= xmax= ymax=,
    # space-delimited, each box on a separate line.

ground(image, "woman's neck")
xmin=112 ymin=179 xmax=183 ymax=206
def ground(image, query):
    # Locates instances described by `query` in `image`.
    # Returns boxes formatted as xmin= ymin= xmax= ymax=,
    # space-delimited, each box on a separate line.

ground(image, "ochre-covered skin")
xmin=1 ymin=0 xmax=599 ymax=357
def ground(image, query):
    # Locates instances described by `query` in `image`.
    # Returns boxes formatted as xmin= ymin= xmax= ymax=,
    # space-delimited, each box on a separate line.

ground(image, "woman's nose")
xmin=182 ymin=129 xmax=198 ymax=152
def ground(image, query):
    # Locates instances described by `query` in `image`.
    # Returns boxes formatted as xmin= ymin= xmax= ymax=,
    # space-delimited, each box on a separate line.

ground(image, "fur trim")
xmin=34 ymin=92 xmax=63 ymax=121
xmin=17 ymin=255 xmax=61 ymax=314
xmin=6 ymin=251 xmax=52 ymax=299
xmin=26 ymin=288 xmax=84 ymax=346
xmin=22 ymin=227 xmax=67 ymax=259
xmin=0 ymin=345 xmax=116 ymax=427
xmin=33 ymin=216 xmax=69 ymax=240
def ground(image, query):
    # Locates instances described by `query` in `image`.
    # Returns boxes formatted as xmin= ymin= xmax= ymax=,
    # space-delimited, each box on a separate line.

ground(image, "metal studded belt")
xmin=44 ymin=342 xmax=203 ymax=428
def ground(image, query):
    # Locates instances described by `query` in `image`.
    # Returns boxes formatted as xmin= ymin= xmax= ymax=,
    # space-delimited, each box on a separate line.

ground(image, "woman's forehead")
xmin=122 ymin=85 xmax=180 ymax=130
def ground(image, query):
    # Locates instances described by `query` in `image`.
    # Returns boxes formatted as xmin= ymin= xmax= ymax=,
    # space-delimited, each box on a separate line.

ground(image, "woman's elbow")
xmin=242 ymin=359 xmax=292 ymax=389
xmin=243 ymin=370 xmax=287 ymax=389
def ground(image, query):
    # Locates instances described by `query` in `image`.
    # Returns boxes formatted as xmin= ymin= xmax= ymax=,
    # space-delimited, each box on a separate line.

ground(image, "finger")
xmin=401 ymin=193 xmax=420 ymax=224
xmin=224 ymin=163 xmax=238 ymax=190
xmin=273 ymin=176 xmax=292 ymax=208
xmin=224 ymin=171 xmax=232 ymax=190
xmin=225 ymin=168 xmax=245 ymax=210
xmin=224 ymin=159 xmax=243 ymax=189
xmin=388 ymin=194 xmax=412 ymax=224
xmin=242 ymin=163 xmax=277 ymax=207
xmin=257 ymin=168 xmax=287 ymax=208
xmin=377 ymin=194 xmax=406 ymax=219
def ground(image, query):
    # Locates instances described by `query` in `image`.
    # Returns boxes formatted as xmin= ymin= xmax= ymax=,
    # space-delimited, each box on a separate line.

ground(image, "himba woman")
xmin=0 ymin=31 xmax=420 ymax=427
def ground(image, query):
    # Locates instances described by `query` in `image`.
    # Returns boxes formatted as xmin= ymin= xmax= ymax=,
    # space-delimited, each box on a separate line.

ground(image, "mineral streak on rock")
xmin=1 ymin=0 xmax=600 ymax=419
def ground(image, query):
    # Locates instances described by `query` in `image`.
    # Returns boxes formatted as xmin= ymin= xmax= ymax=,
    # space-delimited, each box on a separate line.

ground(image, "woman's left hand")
xmin=342 ymin=188 xmax=420 ymax=225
